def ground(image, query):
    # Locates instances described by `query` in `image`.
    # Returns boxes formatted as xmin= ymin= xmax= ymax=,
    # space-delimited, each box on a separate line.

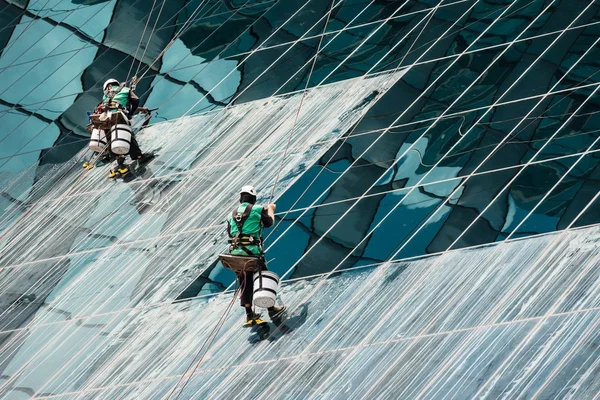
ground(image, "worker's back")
xmin=227 ymin=202 xmax=265 ymax=256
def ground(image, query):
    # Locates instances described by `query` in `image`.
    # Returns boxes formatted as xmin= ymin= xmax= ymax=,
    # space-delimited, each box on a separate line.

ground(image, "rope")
xmin=265 ymin=0 xmax=436 ymax=240
xmin=0 ymin=0 xmax=292 ymax=310
xmin=0 ymin=0 xmax=576 ymax=300
xmin=166 ymin=286 xmax=241 ymax=400
xmin=134 ymin=0 xmax=168 ymax=79
xmin=126 ymin=0 xmax=160 ymax=82
xmin=0 ymin=0 xmax=585 ymax=174
xmin=0 ymin=0 xmax=275 ymax=236
xmin=189 ymin=3 xmax=468 ymax=394
xmin=0 ymin=148 xmax=91 ymax=242
xmin=2 ymin=0 xmax=592 ymax=394
xmin=0 ymin=0 xmax=216 ymax=168
xmin=0 ymin=0 xmax=221 ymax=179
xmin=0 ymin=0 xmax=55 ymax=56
xmin=268 ymin=0 xmax=337 ymax=204
xmin=136 ymin=0 xmax=212 ymax=83
xmin=0 ymin=127 xmax=112 ymax=242
xmin=0 ymin=0 xmax=126 ymax=150
xmin=253 ymin=3 xmax=599 ymax=395
xmin=0 ymin=1 xmax=328 ymax=392
xmin=2 ymin=139 xmax=600 ymax=280
xmin=0 ymin=0 xmax=474 ymax=346
xmin=214 ymin=2 xmax=552 ymax=393
xmin=2 ymin=216 xmax=600 ymax=341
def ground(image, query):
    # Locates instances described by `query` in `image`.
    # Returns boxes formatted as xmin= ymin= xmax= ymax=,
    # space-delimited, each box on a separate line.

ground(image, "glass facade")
xmin=1 ymin=0 xmax=600 ymax=398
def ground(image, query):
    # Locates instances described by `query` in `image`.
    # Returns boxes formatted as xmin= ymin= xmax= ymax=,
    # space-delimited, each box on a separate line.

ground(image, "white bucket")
xmin=110 ymin=124 xmax=132 ymax=155
xmin=89 ymin=128 xmax=107 ymax=152
xmin=253 ymin=271 xmax=279 ymax=308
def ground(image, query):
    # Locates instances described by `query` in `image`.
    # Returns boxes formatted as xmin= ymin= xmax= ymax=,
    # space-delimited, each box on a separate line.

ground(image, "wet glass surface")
xmin=1 ymin=0 xmax=600 ymax=398
xmin=3 ymin=227 xmax=600 ymax=397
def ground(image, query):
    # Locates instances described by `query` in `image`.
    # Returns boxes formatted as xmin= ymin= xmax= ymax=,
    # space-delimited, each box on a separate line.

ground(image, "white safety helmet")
xmin=240 ymin=185 xmax=257 ymax=197
xmin=103 ymin=78 xmax=120 ymax=91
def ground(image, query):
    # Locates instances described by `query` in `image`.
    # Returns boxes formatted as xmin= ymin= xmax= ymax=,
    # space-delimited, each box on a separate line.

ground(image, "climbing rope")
xmin=0 ymin=0 xmax=219 ymax=211
xmin=265 ymin=0 xmax=437 ymax=240
xmin=2 ymin=0 xmax=584 ymax=394
xmin=166 ymin=5 xmax=444 ymax=393
xmin=0 ymin=2 xmax=338 ymax=393
xmin=0 ymin=148 xmax=91 ymax=242
xmin=218 ymin=3 xmax=583 ymax=394
xmin=166 ymin=286 xmax=241 ymax=400
xmin=0 ymin=0 xmax=55 ymax=56
xmin=0 ymin=0 xmax=217 ymax=175
xmin=268 ymin=0 xmax=337 ymax=204
xmin=136 ymin=0 xmax=212 ymax=83
xmin=0 ymin=0 xmax=138 ymax=152
xmin=133 ymin=0 xmax=167 ymax=80
xmin=126 ymin=0 xmax=160 ymax=82
xmin=0 ymin=0 xmax=282 ymax=308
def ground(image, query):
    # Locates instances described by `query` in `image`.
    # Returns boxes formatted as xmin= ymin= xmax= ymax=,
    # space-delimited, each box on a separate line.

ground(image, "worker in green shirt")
xmin=102 ymin=78 xmax=153 ymax=178
xmin=227 ymin=185 xmax=286 ymax=327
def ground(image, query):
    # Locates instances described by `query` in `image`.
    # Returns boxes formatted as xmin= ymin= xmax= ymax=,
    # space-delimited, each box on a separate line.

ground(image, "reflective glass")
xmin=1 ymin=0 xmax=600 ymax=397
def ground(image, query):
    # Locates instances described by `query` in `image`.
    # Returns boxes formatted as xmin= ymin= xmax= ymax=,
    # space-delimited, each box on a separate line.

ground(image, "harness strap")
xmin=231 ymin=203 xmax=260 ymax=256
xmin=237 ymin=244 xmax=255 ymax=257
xmin=105 ymin=101 xmax=126 ymax=110
xmin=228 ymin=235 xmax=262 ymax=244
xmin=232 ymin=203 xmax=254 ymax=231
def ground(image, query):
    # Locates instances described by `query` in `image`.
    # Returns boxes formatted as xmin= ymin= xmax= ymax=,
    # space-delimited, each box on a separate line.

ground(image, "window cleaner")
xmin=221 ymin=185 xmax=286 ymax=328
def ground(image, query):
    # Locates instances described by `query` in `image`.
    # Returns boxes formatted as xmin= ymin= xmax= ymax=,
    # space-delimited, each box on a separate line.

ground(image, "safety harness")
xmin=103 ymin=85 xmax=131 ymax=111
xmin=107 ymin=100 xmax=126 ymax=110
xmin=228 ymin=203 xmax=264 ymax=257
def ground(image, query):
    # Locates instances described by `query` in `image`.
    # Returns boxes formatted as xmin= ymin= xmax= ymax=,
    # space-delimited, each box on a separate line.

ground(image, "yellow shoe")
xmin=118 ymin=166 xmax=129 ymax=175
xmin=242 ymin=318 xmax=267 ymax=328
xmin=242 ymin=312 xmax=266 ymax=328
xmin=108 ymin=170 xmax=117 ymax=179
xmin=82 ymin=162 xmax=89 ymax=169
